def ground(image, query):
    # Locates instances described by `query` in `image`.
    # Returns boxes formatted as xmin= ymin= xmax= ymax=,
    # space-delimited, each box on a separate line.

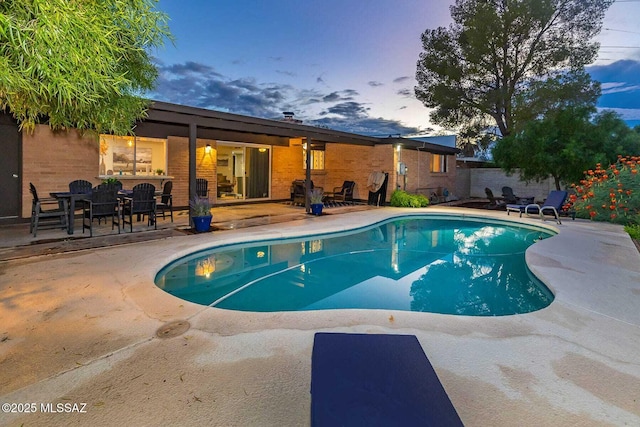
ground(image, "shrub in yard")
xmin=390 ymin=190 xmax=430 ymax=208
xmin=625 ymin=223 xmax=640 ymax=240
xmin=568 ymin=156 xmax=640 ymax=224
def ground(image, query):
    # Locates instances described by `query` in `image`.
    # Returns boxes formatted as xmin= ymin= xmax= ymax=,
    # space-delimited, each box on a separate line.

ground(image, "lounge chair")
xmin=485 ymin=187 xmax=505 ymax=209
xmin=311 ymin=333 xmax=463 ymax=426
xmin=506 ymin=190 xmax=569 ymax=224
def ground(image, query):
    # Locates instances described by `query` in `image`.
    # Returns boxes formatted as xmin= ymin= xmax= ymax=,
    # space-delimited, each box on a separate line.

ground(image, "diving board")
xmin=311 ymin=332 xmax=463 ymax=426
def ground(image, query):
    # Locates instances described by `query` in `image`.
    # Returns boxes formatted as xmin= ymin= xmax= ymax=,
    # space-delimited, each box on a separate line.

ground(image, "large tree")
xmin=493 ymin=108 xmax=640 ymax=189
xmin=415 ymin=0 xmax=613 ymax=138
xmin=0 ymin=0 xmax=171 ymax=134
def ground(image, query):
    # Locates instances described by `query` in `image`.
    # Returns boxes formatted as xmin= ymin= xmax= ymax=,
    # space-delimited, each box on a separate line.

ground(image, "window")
xmin=99 ymin=135 xmax=167 ymax=176
xmin=430 ymin=154 xmax=447 ymax=173
xmin=303 ymin=143 xmax=325 ymax=170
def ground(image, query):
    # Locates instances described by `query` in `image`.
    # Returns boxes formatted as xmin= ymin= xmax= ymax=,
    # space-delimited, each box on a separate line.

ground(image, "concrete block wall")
xmin=465 ymin=168 xmax=555 ymax=202
xmin=22 ymin=125 xmax=100 ymax=218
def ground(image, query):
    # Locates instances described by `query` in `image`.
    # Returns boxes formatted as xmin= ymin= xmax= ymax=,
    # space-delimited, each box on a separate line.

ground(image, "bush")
xmin=390 ymin=190 xmax=430 ymax=208
xmin=625 ymin=223 xmax=640 ymax=240
xmin=568 ymin=156 xmax=640 ymax=224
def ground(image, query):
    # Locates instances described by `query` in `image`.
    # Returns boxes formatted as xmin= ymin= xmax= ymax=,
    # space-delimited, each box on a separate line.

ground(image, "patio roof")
xmin=136 ymin=101 xmax=380 ymax=146
xmin=136 ymin=101 xmax=459 ymax=155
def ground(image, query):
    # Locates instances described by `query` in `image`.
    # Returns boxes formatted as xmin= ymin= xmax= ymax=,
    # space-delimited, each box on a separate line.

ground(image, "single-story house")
xmin=0 ymin=101 xmax=458 ymax=223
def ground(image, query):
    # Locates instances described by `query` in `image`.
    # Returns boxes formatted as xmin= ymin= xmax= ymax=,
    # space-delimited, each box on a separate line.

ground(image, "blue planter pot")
xmin=192 ymin=215 xmax=212 ymax=232
xmin=310 ymin=203 xmax=323 ymax=216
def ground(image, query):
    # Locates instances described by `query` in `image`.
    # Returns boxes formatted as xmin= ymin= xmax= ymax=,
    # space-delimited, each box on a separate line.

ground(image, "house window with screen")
xmin=430 ymin=154 xmax=447 ymax=173
xmin=303 ymin=143 xmax=325 ymax=170
xmin=99 ymin=135 xmax=167 ymax=176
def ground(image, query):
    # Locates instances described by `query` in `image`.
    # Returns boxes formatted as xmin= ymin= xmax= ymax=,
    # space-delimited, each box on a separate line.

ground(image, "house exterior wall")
xmin=17 ymin=125 xmax=458 ymax=219
xmin=21 ymin=125 xmax=100 ymax=218
xmin=167 ymin=136 xmax=217 ymax=208
xmin=398 ymin=149 xmax=457 ymax=198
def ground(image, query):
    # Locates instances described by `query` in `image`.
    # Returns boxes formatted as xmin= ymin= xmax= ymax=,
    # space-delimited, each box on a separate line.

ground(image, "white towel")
xmin=367 ymin=171 xmax=386 ymax=192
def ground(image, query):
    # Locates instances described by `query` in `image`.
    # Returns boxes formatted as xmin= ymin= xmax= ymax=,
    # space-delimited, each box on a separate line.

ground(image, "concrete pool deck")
xmin=1 ymin=206 xmax=639 ymax=426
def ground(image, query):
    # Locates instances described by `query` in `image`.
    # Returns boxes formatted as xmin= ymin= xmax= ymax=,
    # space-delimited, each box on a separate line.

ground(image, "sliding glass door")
xmin=216 ymin=143 xmax=270 ymax=201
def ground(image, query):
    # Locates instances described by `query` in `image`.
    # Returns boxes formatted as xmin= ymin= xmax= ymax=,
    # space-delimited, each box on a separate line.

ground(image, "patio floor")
xmin=1 ymin=205 xmax=639 ymax=426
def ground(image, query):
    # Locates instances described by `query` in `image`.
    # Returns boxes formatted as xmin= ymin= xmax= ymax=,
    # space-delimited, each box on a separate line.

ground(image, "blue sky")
xmin=148 ymin=0 xmax=640 ymax=135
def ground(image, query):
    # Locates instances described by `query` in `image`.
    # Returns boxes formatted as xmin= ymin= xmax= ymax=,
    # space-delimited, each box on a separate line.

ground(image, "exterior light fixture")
xmin=396 ymin=145 xmax=401 ymax=152
xmin=205 ymin=144 xmax=212 ymax=153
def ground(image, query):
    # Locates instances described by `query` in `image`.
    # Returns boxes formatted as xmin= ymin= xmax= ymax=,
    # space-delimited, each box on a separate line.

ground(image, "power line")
xmin=604 ymin=27 xmax=640 ymax=35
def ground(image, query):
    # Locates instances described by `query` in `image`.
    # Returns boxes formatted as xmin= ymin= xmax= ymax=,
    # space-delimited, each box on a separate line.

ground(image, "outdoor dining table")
xmin=50 ymin=191 xmax=91 ymax=234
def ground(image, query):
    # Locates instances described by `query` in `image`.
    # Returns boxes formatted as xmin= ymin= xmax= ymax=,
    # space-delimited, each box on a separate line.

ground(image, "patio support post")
xmin=188 ymin=122 xmax=197 ymax=224
xmin=305 ymin=136 xmax=312 ymax=213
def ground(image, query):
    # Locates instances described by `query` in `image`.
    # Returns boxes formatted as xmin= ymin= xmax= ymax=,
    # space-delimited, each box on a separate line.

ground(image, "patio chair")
xmin=29 ymin=182 xmax=69 ymax=237
xmin=122 ymin=183 xmax=157 ymax=232
xmin=485 ymin=187 xmax=505 ymax=209
xmin=196 ymin=178 xmax=209 ymax=198
xmin=156 ymin=181 xmax=173 ymax=222
xmin=311 ymin=333 xmax=463 ymax=426
xmin=507 ymin=190 xmax=569 ymax=224
xmin=326 ymin=181 xmax=355 ymax=204
xmin=81 ymin=184 xmax=120 ymax=237
xmin=501 ymin=186 xmax=518 ymax=204
xmin=291 ymin=179 xmax=321 ymax=206
xmin=69 ymin=179 xmax=93 ymax=194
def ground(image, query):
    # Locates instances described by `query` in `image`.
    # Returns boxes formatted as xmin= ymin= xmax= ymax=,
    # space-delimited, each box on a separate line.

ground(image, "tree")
xmin=415 ymin=0 xmax=613 ymax=138
xmin=493 ymin=108 xmax=640 ymax=189
xmin=0 ymin=0 xmax=171 ymax=135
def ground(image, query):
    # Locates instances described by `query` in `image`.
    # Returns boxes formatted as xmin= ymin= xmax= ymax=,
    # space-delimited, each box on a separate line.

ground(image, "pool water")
xmin=155 ymin=216 xmax=555 ymax=316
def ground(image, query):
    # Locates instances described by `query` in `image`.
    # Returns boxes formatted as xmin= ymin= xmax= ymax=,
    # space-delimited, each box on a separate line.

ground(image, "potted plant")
xmin=309 ymin=188 xmax=324 ymax=215
xmin=190 ymin=196 xmax=212 ymax=232
xmin=156 ymin=169 xmax=164 ymax=176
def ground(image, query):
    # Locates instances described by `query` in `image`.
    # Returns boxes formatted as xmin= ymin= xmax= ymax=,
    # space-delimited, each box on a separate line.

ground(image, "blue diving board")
xmin=311 ymin=333 xmax=463 ymax=426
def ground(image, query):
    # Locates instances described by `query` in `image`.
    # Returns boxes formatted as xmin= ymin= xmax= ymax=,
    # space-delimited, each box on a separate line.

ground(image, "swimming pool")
xmin=155 ymin=216 xmax=555 ymax=316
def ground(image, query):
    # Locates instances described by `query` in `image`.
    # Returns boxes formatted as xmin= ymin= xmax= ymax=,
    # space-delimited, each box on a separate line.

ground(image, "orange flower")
xmin=610 ymin=205 xmax=616 ymax=210
xmin=632 ymin=169 xmax=638 ymax=174
xmin=611 ymin=213 xmax=617 ymax=219
xmin=589 ymin=211 xmax=597 ymax=218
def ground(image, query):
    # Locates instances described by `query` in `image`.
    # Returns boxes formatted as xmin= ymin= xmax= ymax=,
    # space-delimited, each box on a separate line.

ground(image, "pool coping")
xmin=1 ymin=206 xmax=639 ymax=426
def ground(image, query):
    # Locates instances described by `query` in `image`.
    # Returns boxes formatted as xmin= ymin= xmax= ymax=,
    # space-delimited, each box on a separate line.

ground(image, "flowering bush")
xmin=568 ymin=156 xmax=640 ymax=224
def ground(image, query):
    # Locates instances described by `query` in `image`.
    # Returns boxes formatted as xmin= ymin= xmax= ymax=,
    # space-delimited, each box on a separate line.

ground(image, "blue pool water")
xmin=155 ymin=216 xmax=555 ymax=316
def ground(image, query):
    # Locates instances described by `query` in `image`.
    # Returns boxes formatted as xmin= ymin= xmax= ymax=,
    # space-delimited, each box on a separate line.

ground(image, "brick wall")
xmin=22 ymin=125 xmax=99 ymax=218
xmin=167 ymin=137 xmax=217 ymax=207
xmin=20 ymin=126 xmax=459 ymax=218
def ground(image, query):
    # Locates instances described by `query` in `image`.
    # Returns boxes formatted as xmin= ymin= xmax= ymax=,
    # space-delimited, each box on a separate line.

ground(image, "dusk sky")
xmin=147 ymin=0 xmax=640 ymax=136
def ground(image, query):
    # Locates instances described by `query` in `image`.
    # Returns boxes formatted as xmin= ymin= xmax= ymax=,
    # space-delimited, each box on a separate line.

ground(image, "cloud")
xmin=368 ymin=81 xmax=384 ymax=87
xmin=588 ymin=59 xmax=640 ymax=111
xmin=393 ymin=76 xmax=411 ymax=84
xmin=276 ymin=70 xmax=296 ymax=77
xmin=148 ymin=60 xmax=422 ymax=135
xmin=396 ymin=88 xmax=412 ymax=97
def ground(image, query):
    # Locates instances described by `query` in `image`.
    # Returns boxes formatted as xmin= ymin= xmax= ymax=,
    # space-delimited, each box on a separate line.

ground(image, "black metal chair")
xmin=196 ymin=178 xmax=209 ymax=198
xmin=69 ymin=179 xmax=93 ymax=194
xmin=29 ymin=183 xmax=69 ymax=237
xmin=122 ymin=183 xmax=157 ymax=232
xmin=156 ymin=181 xmax=173 ymax=222
xmin=328 ymin=181 xmax=355 ymax=204
xmin=81 ymin=184 xmax=120 ymax=237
